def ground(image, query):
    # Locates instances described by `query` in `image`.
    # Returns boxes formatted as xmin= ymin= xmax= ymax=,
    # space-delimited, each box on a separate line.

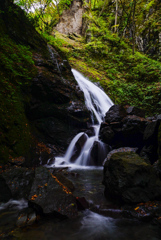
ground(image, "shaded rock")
xmin=0 ymin=175 xmax=12 ymax=203
xmin=55 ymin=173 xmax=75 ymax=192
xmin=8 ymin=156 xmax=25 ymax=166
xmin=105 ymin=105 xmax=127 ymax=123
xmin=99 ymin=123 xmax=115 ymax=144
xmin=104 ymin=147 xmax=138 ymax=164
xmin=103 ymin=152 xmax=161 ymax=203
xmin=70 ymin=133 xmax=88 ymax=162
xmin=2 ymin=168 xmax=35 ymax=199
xmin=121 ymin=115 xmax=148 ymax=148
xmin=76 ymin=197 xmax=89 ymax=210
xmin=90 ymin=141 xmax=111 ymax=166
xmin=140 ymin=145 xmax=156 ymax=164
xmin=16 ymin=207 xmax=37 ymax=227
xmin=122 ymin=201 xmax=161 ymax=222
xmin=126 ymin=106 xmax=145 ymax=118
xmin=140 ymin=120 xmax=160 ymax=164
xmin=29 ymin=167 xmax=78 ymax=218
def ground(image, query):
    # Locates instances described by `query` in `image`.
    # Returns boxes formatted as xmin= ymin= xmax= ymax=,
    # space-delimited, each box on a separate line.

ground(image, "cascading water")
xmin=54 ymin=69 xmax=113 ymax=167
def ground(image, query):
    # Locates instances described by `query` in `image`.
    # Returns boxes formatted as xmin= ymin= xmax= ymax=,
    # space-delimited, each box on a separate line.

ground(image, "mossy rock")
xmin=103 ymin=152 xmax=161 ymax=203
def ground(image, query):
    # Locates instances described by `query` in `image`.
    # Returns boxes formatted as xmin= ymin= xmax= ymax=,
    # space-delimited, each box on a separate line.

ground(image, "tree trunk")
xmin=115 ymin=0 xmax=118 ymax=33
xmin=132 ymin=0 xmax=136 ymax=54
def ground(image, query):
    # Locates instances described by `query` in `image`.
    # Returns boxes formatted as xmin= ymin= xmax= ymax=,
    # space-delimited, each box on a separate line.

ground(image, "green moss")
xmin=0 ymin=16 xmax=37 ymax=164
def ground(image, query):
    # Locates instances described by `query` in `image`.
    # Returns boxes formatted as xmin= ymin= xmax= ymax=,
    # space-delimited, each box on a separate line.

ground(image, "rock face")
xmin=99 ymin=104 xmax=161 ymax=164
xmin=56 ymin=0 xmax=83 ymax=35
xmin=28 ymin=167 xmax=77 ymax=218
xmin=103 ymin=152 xmax=161 ymax=203
xmin=27 ymin=47 xmax=91 ymax=157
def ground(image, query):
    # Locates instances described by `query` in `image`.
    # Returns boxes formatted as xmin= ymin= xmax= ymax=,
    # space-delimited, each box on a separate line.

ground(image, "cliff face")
xmin=0 ymin=3 xmax=90 ymax=166
xmin=56 ymin=0 xmax=84 ymax=35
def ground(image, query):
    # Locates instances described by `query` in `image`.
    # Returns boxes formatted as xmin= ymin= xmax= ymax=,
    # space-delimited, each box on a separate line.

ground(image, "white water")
xmin=53 ymin=69 xmax=113 ymax=167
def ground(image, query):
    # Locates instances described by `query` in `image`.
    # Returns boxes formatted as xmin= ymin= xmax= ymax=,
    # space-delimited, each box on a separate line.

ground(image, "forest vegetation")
xmin=15 ymin=0 xmax=161 ymax=115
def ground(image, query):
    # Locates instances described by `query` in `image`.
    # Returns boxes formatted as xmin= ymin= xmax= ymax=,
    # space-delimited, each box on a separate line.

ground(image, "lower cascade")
xmin=53 ymin=69 xmax=113 ymax=167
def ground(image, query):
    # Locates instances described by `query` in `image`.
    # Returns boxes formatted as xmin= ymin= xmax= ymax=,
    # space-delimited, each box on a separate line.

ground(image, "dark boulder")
xmin=89 ymin=141 xmax=111 ymax=166
xmin=70 ymin=133 xmax=88 ymax=162
xmin=99 ymin=123 xmax=115 ymax=144
xmin=0 ymin=175 xmax=12 ymax=203
xmin=126 ymin=106 xmax=145 ymax=118
xmin=2 ymin=168 xmax=35 ymax=200
xmin=28 ymin=167 xmax=78 ymax=218
xmin=103 ymin=152 xmax=161 ymax=203
xmin=121 ymin=115 xmax=147 ymax=148
xmin=105 ymin=105 xmax=127 ymax=123
xmin=99 ymin=113 xmax=148 ymax=150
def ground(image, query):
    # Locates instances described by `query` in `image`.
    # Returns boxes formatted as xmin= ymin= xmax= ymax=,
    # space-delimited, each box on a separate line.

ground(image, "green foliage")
xmin=0 ymin=32 xmax=36 ymax=163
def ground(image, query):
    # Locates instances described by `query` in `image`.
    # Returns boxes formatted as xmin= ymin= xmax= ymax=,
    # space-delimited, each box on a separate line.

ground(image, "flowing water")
xmin=53 ymin=69 xmax=113 ymax=167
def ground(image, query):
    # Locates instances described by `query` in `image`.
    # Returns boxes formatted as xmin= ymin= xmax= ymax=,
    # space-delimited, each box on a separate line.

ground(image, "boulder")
xmin=89 ymin=141 xmax=111 ymax=166
xmin=99 ymin=114 xmax=148 ymax=150
xmin=28 ymin=167 xmax=78 ymax=218
xmin=56 ymin=0 xmax=83 ymax=35
xmin=103 ymin=152 xmax=161 ymax=203
xmin=0 ymin=175 xmax=12 ymax=202
xmin=105 ymin=105 xmax=127 ymax=123
xmin=140 ymin=120 xmax=160 ymax=164
xmin=70 ymin=133 xmax=88 ymax=162
xmin=2 ymin=168 xmax=35 ymax=199
xmin=126 ymin=106 xmax=145 ymax=118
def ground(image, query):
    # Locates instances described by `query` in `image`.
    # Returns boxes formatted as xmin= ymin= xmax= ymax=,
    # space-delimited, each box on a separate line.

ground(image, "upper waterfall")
xmin=72 ymin=69 xmax=113 ymax=124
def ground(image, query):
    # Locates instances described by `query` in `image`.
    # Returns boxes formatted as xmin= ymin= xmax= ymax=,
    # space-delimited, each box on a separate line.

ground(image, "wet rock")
xmin=16 ymin=208 xmax=37 ymax=227
xmin=26 ymin=53 xmax=91 ymax=152
xmin=8 ymin=156 xmax=25 ymax=166
xmin=99 ymin=123 xmax=115 ymax=144
xmin=90 ymin=141 xmax=111 ymax=166
xmin=76 ymin=197 xmax=89 ymax=210
xmin=2 ymin=168 xmax=35 ymax=199
xmin=122 ymin=201 xmax=161 ymax=222
xmin=126 ymin=106 xmax=145 ymax=118
xmin=104 ymin=147 xmax=138 ymax=164
xmin=121 ymin=115 xmax=147 ymax=148
xmin=103 ymin=152 xmax=161 ymax=203
xmin=105 ymin=105 xmax=127 ymax=123
xmin=70 ymin=133 xmax=88 ymax=162
xmin=29 ymin=167 xmax=78 ymax=218
xmin=0 ymin=175 xmax=12 ymax=202
xmin=55 ymin=173 xmax=75 ymax=192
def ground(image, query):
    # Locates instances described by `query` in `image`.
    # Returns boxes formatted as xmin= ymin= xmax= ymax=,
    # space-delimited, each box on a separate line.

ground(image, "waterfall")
xmin=53 ymin=69 xmax=113 ymax=167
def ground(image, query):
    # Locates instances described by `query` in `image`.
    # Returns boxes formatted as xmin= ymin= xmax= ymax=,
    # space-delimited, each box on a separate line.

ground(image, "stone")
xmin=28 ymin=167 xmax=78 ymax=218
xmin=0 ymin=175 xmax=12 ymax=202
xmin=70 ymin=133 xmax=88 ymax=162
xmin=105 ymin=105 xmax=127 ymax=123
xmin=126 ymin=106 xmax=145 ymax=118
xmin=99 ymin=123 xmax=115 ymax=144
xmin=103 ymin=152 xmax=161 ymax=203
xmin=90 ymin=141 xmax=111 ymax=166
xmin=2 ymin=168 xmax=35 ymax=200
xmin=56 ymin=0 xmax=83 ymax=35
